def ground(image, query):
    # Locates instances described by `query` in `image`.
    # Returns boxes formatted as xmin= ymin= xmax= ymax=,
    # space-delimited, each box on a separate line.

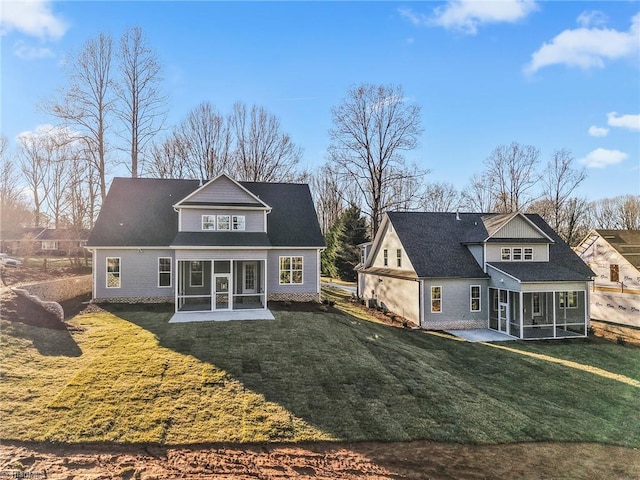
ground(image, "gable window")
xmin=524 ymin=248 xmax=533 ymax=260
xmin=501 ymin=248 xmax=511 ymax=261
xmin=280 ymin=256 xmax=303 ymax=284
xmin=383 ymin=249 xmax=388 ymax=267
xmin=202 ymin=215 xmax=215 ymax=230
xmin=106 ymin=257 xmax=121 ymax=288
xmin=512 ymin=248 xmax=522 ymax=261
xmin=396 ymin=249 xmax=402 ymax=268
xmin=610 ymin=264 xmax=619 ymax=283
xmin=190 ymin=261 xmax=204 ymax=287
xmin=501 ymin=247 xmax=533 ymax=261
xmin=41 ymin=241 xmax=58 ymax=250
xmin=217 ymin=215 xmax=230 ymax=231
xmin=158 ymin=257 xmax=172 ymax=288
xmin=470 ymin=285 xmax=481 ymax=312
xmin=232 ymin=215 xmax=245 ymax=231
xmin=431 ymin=286 xmax=442 ymax=313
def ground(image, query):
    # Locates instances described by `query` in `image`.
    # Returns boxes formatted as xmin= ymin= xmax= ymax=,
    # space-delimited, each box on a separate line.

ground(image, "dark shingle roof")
xmin=87 ymin=177 xmax=324 ymax=248
xmin=488 ymin=262 xmax=592 ymax=282
xmin=596 ymin=229 xmax=640 ymax=269
xmin=386 ymin=211 xmax=593 ymax=281
xmin=387 ymin=212 xmax=489 ymax=278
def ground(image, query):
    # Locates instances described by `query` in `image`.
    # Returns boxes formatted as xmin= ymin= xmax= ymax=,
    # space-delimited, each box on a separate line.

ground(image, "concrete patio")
xmin=445 ymin=329 xmax=516 ymax=342
xmin=169 ymin=309 xmax=275 ymax=323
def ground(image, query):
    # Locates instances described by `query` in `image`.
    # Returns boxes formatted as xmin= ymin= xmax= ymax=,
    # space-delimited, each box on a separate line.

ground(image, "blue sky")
xmin=1 ymin=0 xmax=639 ymax=201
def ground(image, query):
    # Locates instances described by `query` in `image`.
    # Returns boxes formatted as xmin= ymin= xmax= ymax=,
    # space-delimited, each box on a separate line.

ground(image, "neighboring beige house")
xmin=575 ymin=230 xmax=640 ymax=328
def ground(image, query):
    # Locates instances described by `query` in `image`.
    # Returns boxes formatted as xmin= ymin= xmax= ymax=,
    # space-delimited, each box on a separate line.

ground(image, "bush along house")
xmin=357 ymin=212 xmax=594 ymax=340
xmin=86 ymin=174 xmax=325 ymax=319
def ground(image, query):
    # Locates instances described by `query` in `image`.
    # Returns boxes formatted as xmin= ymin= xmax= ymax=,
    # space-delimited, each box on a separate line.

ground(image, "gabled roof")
xmin=175 ymin=173 xmax=270 ymax=210
xmin=596 ymin=229 xmax=640 ymax=269
xmin=0 ymin=227 xmax=89 ymax=242
xmin=481 ymin=212 xmax=553 ymax=242
xmin=488 ymin=262 xmax=592 ymax=282
xmin=86 ymin=177 xmax=324 ymax=248
xmin=382 ymin=211 xmax=592 ymax=281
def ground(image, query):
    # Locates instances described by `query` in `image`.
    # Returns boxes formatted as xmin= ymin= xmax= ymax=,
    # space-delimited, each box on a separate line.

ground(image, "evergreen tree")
xmin=322 ymin=206 xmax=369 ymax=281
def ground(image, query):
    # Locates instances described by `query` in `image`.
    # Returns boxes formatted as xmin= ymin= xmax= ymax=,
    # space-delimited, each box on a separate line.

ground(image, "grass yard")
xmin=1 ymin=305 xmax=639 ymax=446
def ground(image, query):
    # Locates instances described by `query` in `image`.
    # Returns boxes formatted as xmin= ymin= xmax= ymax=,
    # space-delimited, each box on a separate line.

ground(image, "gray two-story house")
xmin=86 ymin=174 xmax=324 ymax=317
xmin=357 ymin=212 xmax=594 ymax=340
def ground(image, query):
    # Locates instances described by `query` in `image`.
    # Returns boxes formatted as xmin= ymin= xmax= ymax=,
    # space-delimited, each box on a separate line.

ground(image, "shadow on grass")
xmin=5 ymin=321 xmax=82 ymax=357
xmin=102 ymin=304 xmax=640 ymax=446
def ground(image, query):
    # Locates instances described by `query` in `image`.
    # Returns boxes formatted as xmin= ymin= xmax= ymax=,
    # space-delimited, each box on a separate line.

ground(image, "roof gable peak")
xmin=174 ymin=173 xmax=271 ymax=209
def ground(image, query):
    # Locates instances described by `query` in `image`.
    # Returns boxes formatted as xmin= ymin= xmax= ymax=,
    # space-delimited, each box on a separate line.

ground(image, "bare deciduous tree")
xmin=328 ymin=83 xmax=425 ymax=235
xmin=229 ymin=102 xmax=302 ymax=182
xmin=45 ymin=32 xmax=114 ymax=202
xmin=310 ymin=164 xmax=346 ymax=235
xmin=0 ymin=135 xmax=32 ymax=229
xmin=17 ymin=128 xmax=50 ymax=227
xmin=461 ymin=173 xmax=495 ymax=213
xmin=421 ymin=181 xmax=461 ymax=212
xmin=484 ymin=142 xmax=540 ymax=213
xmin=591 ymin=195 xmax=640 ymax=230
xmin=116 ymin=26 xmax=167 ymax=178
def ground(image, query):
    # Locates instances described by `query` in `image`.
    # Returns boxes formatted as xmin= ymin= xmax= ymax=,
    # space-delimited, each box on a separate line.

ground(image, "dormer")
xmin=482 ymin=212 xmax=554 ymax=263
xmin=173 ymin=174 xmax=271 ymax=233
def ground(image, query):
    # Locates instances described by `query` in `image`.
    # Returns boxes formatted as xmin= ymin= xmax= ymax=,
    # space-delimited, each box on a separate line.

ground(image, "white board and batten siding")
xmin=94 ymin=248 xmax=175 ymax=300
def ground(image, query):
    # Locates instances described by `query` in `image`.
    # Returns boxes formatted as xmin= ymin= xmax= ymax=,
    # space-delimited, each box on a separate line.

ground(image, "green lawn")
xmin=1 ymin=304 xmax=639 ymax=446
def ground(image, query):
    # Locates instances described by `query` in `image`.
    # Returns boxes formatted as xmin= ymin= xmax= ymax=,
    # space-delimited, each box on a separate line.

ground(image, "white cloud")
xmin=399 ymin=1 xmax=538 ymax=34
xmin=525 ymin=12 xmax=640 ymax=74
xmin=588 ymin=126 xmax=609 ymax=137
xmin=577 ymin=10 xmax=608 ymax=28
xmin=607 ymin=112 xmax=640 ymax=131
xmin=0 ymin=0 xmax=68 ymax=40
xmin=13 ymin=40 xmax=54 ymax=60
xmin=579 ymin=148 xmax=628 ymax=168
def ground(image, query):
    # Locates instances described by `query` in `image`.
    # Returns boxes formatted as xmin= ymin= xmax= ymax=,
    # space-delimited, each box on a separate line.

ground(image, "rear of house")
xmin=86 ymin=174 xmax=324 ymax=314
xmin=358 ymin=212 xmax=594 ymax=340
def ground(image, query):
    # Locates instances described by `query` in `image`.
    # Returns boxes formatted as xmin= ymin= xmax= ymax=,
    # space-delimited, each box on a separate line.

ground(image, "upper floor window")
xmin=501 ymin=247 xmax=534 ymax=262
xmin=610 ymin=264 xmax=619 ymax=283
xmin=280 ymin=256 xmax=303 ymax=284
xmin=396 ymin=249 xmax=402 ymax=268
xmin=383 ymin=249 xmax=388 ymax=266
xmin=217 ymin=215 xmax=230 ymax=231
xmin=232 ymin=215 xmax=245 ymax=231
xmin=202 ymin=215 xmax=215 ymax=230
xmin=470 ymin=285 xmax=481 ymax=312
xmin=106 ymin=257 xmax=121 ymax=288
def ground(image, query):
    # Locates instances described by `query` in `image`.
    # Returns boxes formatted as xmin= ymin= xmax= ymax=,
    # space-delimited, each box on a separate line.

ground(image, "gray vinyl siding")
xmin=175 ymin=249 xmax=268 ymax=261
xmin=493 ymin=217 xmax=545 ymax=239
xmin=421 ymin=278 xmax=489 ymax=328
xmin=180 ymin=209 xmax=265 ymax=232
xmin=187 ymin=175 xmax=260 ymax=204
xmin=267 ymin=249 xmax=320 ymax=295
xmin=94 ymin=248 xmax=175 ymax=300
xmin=487 ymin=265 xmax=521 ymax=291
xmin=467 ymin=244 xmax=484 ymax=266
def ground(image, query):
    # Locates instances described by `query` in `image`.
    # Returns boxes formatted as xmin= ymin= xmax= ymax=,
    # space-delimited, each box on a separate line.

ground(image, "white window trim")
xmin=383 ymin=249 xmax=388 ymax=267
xmin=532 ymin=292 xmax=541 ymax=316
xmin=431 ymin=286 xmax=442 ymax=314
xmin=524 ymin=247 xmax=533 ymax=261
xmin=190 ymin=261 xmax=204 ymax=287
xmin=501 ymin=248 xmax=511 ymax=261
xmin=158 ymin=257 xmax=172 ymax=288
xmin=396 ymin=249 xmax=402 ymax=268
xmin=41 ymin=241 xmax=58 ymax=250
xmin=217 ymin=214 xmax=231 ymax=231
xmin=501 ymin=246 xmax=535 ymax=262
xmin=202 ymin=214 xmax=216 ymax=231
xmin=279 ymin=255 xmax=304 ymax=285
xmin=106 ymin=257 xmax=121 ymax=289
xmin=559 ymin=291 xmax=578 ymax=309
xmin=232 ymin=215 xmax=246 ymax=231
xmin=470 ymin=285 xmax=481 ymax=312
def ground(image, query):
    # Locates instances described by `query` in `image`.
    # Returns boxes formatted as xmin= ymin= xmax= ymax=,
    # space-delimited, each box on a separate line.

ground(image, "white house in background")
xmin=357 ymin=212 xmax=594 ymax=340
xmin=85 ymin=174 xmax=325 ymax=316
xmin=575 ymin=230 xmax=640 ymax=328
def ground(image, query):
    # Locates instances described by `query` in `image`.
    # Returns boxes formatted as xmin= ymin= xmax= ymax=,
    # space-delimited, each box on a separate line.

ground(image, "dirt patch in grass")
xmin=1 ymin=440 xmax=638 ymax=479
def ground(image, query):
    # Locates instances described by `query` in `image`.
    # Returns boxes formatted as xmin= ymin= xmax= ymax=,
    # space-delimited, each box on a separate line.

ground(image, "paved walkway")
xmin=169 ymin=309 xmax=275 ymax=323
xmin=445 ymin=329 xmax=516 ymax=342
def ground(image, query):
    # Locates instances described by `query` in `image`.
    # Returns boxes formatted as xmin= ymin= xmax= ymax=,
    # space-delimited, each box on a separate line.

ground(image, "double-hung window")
xmin=559 ymin=291 xmax=578 ymax=309
xmin=158 ymin=257 xmax=172 ymax=287
xmin=383 ymin=249 xmax=388 ymax=266
xmin=190 ymin=261 xmax=204 ymax=287
xmin=512 ymin=248 xmax=522 ymax=260
xmin=106 ymin=257 xmax=121 ymax=288
xmin=202 ymin=215 xmax=216 ymax=230
xmin=501 ymin=248 xmax=511 ymax=261
xmin=431 ymin=286 xmax=442 ymax=313
xmin=524 ymin=248 xmax=533 ymax=260
xmin=217 ymin=215 xmax=230 ymax=231
xmin=232 ymin=215 xmax=245 ymax=231
xmin=41 ymin=241 xmax=58 ymax=250
xmin=470 ymin=285 xmax=481 ymax=312
xmin=396 ymin=249 xmax=402 ymax=268
xmin=280 ymin=256 xmax=303 ymax=284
